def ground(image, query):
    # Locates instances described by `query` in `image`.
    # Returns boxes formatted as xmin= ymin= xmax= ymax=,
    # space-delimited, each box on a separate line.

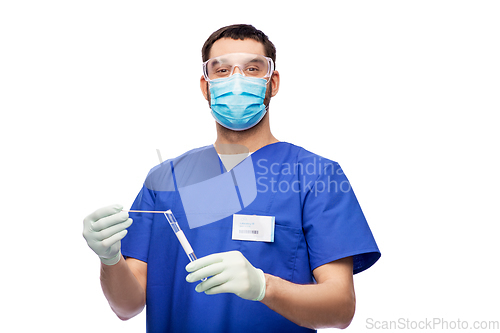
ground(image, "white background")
xmin=1 ymin=1 xmax=499 ymax=332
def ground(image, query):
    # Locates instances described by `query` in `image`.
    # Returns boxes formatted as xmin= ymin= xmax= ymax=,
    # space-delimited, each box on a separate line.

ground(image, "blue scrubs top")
xmin=121 ymin=142 xmax=380 ymax=333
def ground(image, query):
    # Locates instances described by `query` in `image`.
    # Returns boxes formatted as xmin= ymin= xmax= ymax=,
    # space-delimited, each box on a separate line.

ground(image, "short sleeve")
xmin=121 ymin=183 xmax=155 ymax=263
xmin=301 ymin=159 xmax=380 ymax=274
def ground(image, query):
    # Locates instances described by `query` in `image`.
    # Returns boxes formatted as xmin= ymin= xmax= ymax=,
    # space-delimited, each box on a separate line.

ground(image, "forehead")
xmin=209 ymin=38 xmax=266 ymax=59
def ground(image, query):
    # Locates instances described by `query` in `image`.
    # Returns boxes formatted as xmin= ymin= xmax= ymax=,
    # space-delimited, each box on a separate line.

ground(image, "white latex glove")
xmin=82 ymin=204 xmax=133 ymax=265
xmin=185 ymin=250 xmax=266 ymax=301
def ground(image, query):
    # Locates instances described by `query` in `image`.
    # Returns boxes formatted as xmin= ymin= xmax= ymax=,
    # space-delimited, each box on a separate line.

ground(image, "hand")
xmin=82 ymin=204 xmax=133 ymax=265
xmin=185 ymin=251 xmax=266 ymax=301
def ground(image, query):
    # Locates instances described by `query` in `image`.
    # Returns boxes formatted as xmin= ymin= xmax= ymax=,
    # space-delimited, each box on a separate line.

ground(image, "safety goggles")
xmin=203 ymin=53 xmax=274 ymax=83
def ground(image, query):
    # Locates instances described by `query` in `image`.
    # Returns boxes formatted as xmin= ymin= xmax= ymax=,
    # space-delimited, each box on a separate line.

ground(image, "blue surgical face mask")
xmin=209 ymin=74 xmax=268 ymax=131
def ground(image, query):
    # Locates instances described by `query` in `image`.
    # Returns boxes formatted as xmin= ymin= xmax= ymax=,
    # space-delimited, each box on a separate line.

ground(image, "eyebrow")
xmin=208 ymin=59 xmax=220 ymax=69
xmin=247 ymin=58 xmax=265 ymax=65
xmin=208 ymin=56 xmax=266 ymax=69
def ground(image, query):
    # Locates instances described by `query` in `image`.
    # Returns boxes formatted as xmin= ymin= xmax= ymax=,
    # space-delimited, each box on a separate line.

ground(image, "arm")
xmin=261 ymin=257 xmax=355 ymax=330
xmin=186 ymin=251 xmax=355 ymax=330
xmin=100 ymin=257 xmax=147 ymax=321
xmin=82 ymin=205 xmax=147 ymax=321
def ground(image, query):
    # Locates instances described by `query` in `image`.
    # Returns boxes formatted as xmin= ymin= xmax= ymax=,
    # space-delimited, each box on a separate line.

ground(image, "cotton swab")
xmin=122 ymin=209 xmax=206 ymax=281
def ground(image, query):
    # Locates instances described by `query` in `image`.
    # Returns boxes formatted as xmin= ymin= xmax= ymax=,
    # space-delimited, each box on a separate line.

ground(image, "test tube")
xmin=164 ymin=209 xmax=206 ymax=281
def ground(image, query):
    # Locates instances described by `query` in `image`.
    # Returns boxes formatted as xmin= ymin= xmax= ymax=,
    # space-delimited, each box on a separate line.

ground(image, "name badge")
xmin=232 ymin=214 xmax=275 ymax=242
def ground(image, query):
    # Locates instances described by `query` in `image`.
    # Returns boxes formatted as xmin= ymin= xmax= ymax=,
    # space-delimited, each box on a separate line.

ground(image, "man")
xmin=83 ymin=24 xmax=380 ymax=332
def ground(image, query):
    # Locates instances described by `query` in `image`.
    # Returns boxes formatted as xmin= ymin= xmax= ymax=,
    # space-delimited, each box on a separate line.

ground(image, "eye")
xmin=214 ymin=66 xmax=231 ymax=76
xmin=244 ymin=66 xmax=262 ymax=75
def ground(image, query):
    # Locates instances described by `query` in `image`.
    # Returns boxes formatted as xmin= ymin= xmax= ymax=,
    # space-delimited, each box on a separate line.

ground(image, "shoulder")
xmin=151 ymin=145 xmax=214 ymax=172
xmin=144 ymin=145 xmax=214 ymax=191
xmin=276 ymin=142 xmax=341 ymax=171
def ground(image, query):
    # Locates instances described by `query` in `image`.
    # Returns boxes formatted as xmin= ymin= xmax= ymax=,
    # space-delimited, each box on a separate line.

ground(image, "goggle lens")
xmin=203 ymin=53 xmax=273 ymax=82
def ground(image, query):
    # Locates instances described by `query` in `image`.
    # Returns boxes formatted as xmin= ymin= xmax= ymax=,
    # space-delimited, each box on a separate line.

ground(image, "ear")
xmin=270 ymin=70 xmax=280 ymax=97
xmin=200 ymin=75 xmax=209 ymax=101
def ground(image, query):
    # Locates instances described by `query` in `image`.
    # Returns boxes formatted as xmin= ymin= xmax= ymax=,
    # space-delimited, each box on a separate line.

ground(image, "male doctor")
xmin=83 ymin=24 xmax=380 ymax=332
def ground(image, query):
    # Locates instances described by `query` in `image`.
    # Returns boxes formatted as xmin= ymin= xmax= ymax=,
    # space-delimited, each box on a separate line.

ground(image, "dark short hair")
xmin=201 ymin=24 xmax=276 ymax=67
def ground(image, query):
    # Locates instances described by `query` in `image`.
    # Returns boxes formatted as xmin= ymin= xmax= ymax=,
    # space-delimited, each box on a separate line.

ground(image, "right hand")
xmin=83 ymin=204 xmax=133 ymax=265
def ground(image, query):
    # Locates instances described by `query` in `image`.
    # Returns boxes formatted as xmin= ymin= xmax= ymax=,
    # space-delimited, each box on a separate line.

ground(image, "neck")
xmin=214 ymin=113 xmax=278 ymax=153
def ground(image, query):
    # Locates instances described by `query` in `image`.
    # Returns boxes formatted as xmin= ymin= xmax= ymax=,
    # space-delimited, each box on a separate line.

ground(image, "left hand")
xmin=185 ymin=250 xmax=266 ymax=301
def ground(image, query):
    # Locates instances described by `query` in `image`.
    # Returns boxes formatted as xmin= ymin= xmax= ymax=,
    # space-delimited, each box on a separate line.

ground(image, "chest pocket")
xmin=237 ymin=222 xmax=304 ymax=282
